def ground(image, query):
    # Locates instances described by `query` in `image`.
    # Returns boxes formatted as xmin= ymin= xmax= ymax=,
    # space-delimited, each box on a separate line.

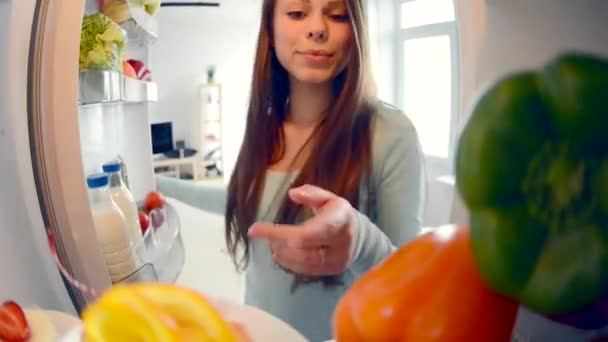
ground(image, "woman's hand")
xmin=248 ymin=185 xmax=359 ymax=276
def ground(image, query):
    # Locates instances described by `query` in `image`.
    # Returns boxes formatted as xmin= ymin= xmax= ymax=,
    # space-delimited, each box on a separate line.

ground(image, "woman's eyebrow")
xmin=325 ymin=0 xmax=346 ymax=9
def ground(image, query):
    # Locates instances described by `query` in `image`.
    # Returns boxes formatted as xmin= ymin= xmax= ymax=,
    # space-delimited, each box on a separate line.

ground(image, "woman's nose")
xmin=307 ymin=29 xmax=326 ymax=41
xmin=306 ymin=14 xmax=328 ymax=42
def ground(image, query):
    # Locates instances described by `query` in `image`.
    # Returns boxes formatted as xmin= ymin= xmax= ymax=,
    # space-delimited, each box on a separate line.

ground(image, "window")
xmin=401 ymin=0 xmax=455 ymax=29
xmin=396 ymin=0 xmax=459 ymax=162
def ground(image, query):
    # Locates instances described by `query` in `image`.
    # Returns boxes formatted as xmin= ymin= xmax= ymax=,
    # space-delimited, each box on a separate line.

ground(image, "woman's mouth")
xmin=299 ymin=50 xmax=334 ymax=64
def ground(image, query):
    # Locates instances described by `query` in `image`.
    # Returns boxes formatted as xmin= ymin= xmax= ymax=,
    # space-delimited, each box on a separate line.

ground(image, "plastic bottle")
xmin=102 ymin=161 xmax=143 ymax=255
xmin=87 ymin=173 xmax=139 ymax=282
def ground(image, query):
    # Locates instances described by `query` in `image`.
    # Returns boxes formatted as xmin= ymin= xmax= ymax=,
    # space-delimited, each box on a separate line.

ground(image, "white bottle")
xmin=87 ymin=173 xmax=139 ymax=282
xmin=102 ymin=160 xmax=144 ymax=259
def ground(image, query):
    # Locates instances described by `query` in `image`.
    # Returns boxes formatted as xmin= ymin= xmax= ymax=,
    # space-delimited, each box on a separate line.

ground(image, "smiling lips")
xmin=299 ymin=50 xmax=333 ymax=63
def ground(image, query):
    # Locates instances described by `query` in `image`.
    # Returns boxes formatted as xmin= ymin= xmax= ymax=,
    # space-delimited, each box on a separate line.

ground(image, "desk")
xmin=153 ymin=154 xmax=201 ymax=180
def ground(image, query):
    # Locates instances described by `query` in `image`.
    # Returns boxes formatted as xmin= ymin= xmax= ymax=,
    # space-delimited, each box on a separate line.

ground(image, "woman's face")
xmin=272 ymin=0 xmax=354 ymax=85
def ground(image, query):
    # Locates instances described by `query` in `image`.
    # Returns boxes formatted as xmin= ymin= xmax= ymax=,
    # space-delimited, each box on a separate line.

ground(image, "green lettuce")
xmin=80 ymin=13 xmax=126 ymax=71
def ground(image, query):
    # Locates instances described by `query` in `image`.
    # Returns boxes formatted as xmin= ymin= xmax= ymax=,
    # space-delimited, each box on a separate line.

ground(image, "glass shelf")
xmin=121 ymin=18 xmax=158 ymax=46
xmin=79 ymin=70 xmax=158 ymax=106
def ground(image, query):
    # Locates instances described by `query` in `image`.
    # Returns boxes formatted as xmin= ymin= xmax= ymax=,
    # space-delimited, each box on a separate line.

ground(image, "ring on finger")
xmin=318 ymin=245 xmax=328 ymax=265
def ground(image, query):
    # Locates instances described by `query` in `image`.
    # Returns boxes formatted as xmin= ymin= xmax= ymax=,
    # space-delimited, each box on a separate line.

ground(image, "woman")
xmin=158 ymin=0 xmax=424 ymax=340
xmin=226 ymin=0 xmax=424 ymax=340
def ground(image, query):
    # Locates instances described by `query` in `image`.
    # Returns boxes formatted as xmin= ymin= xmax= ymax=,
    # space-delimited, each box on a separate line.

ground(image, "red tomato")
xmin=138 ymin=211 xmax=150 ymax=234
xmin=144 ymin=191 xmax=165 ymax=212
xmin=333 ymin=225 xmax=519 ymax=342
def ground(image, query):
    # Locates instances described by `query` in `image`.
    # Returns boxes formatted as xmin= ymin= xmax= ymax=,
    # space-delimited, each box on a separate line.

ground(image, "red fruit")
xmin=138 ymin=211 xmax=150 ymax=234
xmin=144 ymin=191 xmax=165 ymax=212
xmin=150 ymin=210 xmax=165 ymax=229
xmin=0 ymin=301 xmax=30 ymax=342
xmin=127 ymin=59 xmax=152 ymax=81
xmin=123 ymin=61 xmax=137 ymax=78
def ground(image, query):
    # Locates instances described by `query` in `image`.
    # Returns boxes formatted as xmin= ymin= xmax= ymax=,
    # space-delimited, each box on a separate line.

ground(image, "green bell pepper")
xmin=455 ymin=52 xmax=608 ymax=314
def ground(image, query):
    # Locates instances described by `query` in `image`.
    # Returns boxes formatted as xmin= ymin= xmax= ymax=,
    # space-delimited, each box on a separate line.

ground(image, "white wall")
xmin=459 ymin=0 xmax=608 ymax=120
xmin=481 ymin=0 xmax=608 ymax=94
xmin=149 ymin=0 xmax=261 ymax=181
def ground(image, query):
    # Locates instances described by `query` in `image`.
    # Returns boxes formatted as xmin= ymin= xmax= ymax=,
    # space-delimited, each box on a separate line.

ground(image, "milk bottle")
xmin=102 ymin=160 xmax=144 ymax=259
xmin=87 ymin=173 xmax=139 ymax=282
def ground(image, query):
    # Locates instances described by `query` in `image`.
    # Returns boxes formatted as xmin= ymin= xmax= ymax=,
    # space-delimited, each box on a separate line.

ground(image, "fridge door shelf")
xmin=125 ymin=0 xmax=159 ymax=44
xmin=79 ymin=70 xmax=158 ymax=105
xmin=99 ymin=1 xmax=159 ymax=46
xmin=114 ymin=202 xmax=185 ymax=284
xmin=120 ymin=18 xmax=158 ymax=47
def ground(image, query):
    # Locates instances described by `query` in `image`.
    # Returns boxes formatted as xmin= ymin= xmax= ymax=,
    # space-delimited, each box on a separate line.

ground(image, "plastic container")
xmin=87 ymin=173 xmax=140 ymax=282
xmin=146 ymin=203 xmax=184 ymax=282
xmin=107 ymin=201 xmax=184 ymax=284
xmin=102 ymin=160 xmax=144 ymax=261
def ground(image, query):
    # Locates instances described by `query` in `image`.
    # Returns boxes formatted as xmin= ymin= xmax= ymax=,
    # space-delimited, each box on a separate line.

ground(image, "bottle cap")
xmin=87 ymin=173 xmax=109 ymax=188
xmin=102 ymin=161 xmax=122 ymax=173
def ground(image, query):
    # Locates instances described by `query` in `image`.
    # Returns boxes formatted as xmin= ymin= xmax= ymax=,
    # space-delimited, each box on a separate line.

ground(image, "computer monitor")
xmin=150 ymin=122 xmax=174 ymax=155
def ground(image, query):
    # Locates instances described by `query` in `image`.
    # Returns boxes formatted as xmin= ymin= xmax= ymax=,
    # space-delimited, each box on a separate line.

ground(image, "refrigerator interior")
xmin=75 ymin=0 xmax=185 ymax=293
xmin=79 ymin=0 xmax=156 ymax=201
xmin=21 ymin=0 xmax=185 ymax=313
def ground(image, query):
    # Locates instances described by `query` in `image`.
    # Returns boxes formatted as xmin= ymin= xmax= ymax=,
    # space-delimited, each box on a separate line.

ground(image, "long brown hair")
xmin=225 ymin=0 xmax=375 ymax=287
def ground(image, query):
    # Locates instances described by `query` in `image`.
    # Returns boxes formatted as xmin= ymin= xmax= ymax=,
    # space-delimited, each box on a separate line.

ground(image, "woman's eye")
xmin=287 ymin=11 xmax=305 ymax=20
xmin=330 ymin=14 xmax=349 ymax=22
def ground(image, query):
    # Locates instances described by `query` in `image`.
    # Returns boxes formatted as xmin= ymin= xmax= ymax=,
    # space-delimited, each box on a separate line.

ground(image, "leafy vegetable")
xmin=80 ymin=13 xmax=126 ymax=71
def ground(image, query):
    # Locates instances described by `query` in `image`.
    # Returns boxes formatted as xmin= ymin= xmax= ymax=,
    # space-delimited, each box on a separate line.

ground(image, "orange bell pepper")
xmin=333 ymin=225 xmax=519 ymax=342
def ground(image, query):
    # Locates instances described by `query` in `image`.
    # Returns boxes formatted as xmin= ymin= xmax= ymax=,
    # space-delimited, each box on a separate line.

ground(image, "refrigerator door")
xmin=0 ymin=0 xmax=78 ymax=313
xmin=25 ymin=0 xmax=171 ymax=314
xmin=27 ymin=0 xmax=113 ymax=313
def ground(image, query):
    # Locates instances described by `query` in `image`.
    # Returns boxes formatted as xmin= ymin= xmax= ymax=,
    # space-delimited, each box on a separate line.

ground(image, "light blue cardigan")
xmin=157 ymin=101 xmax=425 ymax=341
